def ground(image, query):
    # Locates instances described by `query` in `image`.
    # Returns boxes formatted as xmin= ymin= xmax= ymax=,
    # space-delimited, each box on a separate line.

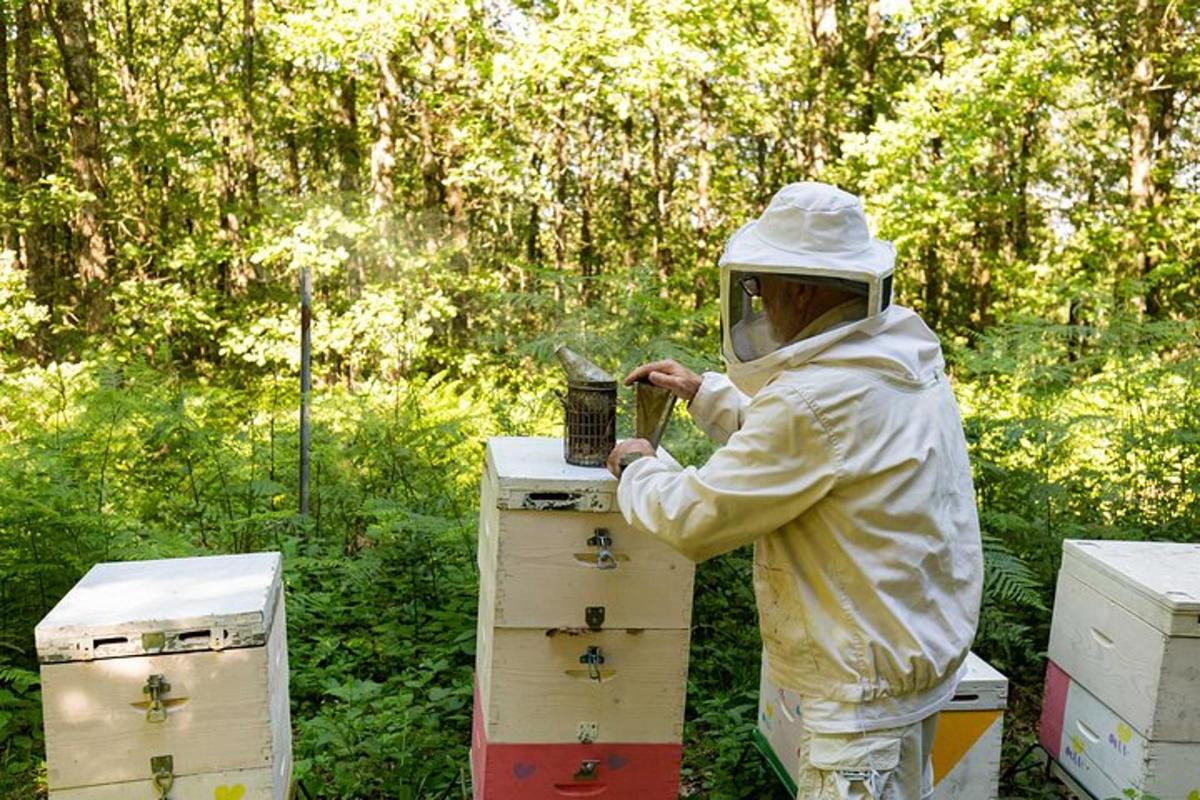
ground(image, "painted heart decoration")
xmin=512 ymin=762 xmax=536 ymax=780
xmin=606 ymin=753 xmax=629 ymax=770
xmin=214 ymin=786 xmax=246 ymax=800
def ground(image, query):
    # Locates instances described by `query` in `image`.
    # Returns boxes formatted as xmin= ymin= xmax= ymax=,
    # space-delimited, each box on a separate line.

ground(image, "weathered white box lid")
xmin=35 ymin=552 xmax=283 ymax=663
xmin=945 ymin=651 xmax=1008 ymax=711
xmin=486 ymin=436 xmax=679 ymax=513
xmin=1062 ymin=539 xmax=1200 ymax=637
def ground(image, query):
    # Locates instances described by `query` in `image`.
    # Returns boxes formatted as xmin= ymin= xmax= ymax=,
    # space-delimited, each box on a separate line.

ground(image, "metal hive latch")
xmin=574 ymin=759 xmax=600 ymax=781
xmin=144 ymin=674 xmax=171 ymax=723
xmin=588 ymin=529 xmax=618 ymax=570
xmin=579 ymin=646 xmax=605 ymax=681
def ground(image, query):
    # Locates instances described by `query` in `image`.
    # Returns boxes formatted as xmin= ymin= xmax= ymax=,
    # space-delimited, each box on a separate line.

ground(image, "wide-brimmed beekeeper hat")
xmin=719 ymin=182 xmax=896 ymax=364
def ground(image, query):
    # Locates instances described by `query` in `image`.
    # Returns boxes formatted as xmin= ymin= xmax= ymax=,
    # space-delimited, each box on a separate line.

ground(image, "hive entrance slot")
xmin=177 ymin=629 xmax=210 ymax=644
xmin=92 ymin=636 xmax=128 ymax=654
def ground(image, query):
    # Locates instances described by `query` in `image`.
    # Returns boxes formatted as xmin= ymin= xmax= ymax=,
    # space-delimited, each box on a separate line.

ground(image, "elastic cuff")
xmin=686 ymin=372 xmax=720 ymax=425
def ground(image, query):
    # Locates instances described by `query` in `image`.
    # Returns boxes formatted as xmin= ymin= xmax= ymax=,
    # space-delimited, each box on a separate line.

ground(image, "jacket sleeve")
xmin=687 ymin=372 xmax=749 ymax=444
xmin=618 ymin=384 xmax=841 ymax=562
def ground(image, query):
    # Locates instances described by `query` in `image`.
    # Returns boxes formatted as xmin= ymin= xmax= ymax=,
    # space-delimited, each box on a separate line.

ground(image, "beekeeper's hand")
xmin=607 ymin=438 xmax=655 ymax=478
xmin=624 ymin=360 xmax=701 ymax=402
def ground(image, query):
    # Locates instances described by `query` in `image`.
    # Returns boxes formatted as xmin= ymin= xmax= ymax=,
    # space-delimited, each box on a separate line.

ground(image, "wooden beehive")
xmin=1042 ymin=662 xmax=1200 ymax=800
xmin=1048 ymin=540 xmax=1200 ymax=741
xmin=754 ymin=650 xmax=1008 ymax=799
xmin=36 ymin=552 xmax=291 ymax=799
xmin=1041 ymin=539 xmax=1200 ymax=800
xmin=472 ymin=436 xmax=695 ymax=799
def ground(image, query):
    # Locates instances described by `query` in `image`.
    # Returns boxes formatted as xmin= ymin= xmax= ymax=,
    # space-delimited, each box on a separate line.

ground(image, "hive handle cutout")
xmin=1075 ymin=719 xmax=1101 ymax=743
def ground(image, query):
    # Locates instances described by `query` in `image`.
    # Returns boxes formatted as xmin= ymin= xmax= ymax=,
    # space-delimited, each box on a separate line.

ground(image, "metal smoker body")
xmin=556 ymin=346 xmax=617 ymax=467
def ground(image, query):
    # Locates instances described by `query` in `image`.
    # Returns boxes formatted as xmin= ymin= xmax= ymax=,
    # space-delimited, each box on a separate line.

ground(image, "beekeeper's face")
xmin=759 ymin=274 xmax=812 ymax=343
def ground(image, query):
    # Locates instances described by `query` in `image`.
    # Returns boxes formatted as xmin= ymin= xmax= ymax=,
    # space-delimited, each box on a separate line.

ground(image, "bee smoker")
xmin=555 ymin=346 xmax=617 ymax=467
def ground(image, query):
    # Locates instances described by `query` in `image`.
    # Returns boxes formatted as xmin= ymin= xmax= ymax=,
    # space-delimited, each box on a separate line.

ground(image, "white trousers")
xmin=794 ymin=714 xmax=939 ymax=800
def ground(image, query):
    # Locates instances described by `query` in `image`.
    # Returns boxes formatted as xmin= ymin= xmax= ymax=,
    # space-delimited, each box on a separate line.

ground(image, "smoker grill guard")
xmin=562 ymin=382 xmax=616 ymax=467
xmin=555 ymin=346 xmax=617 ymax=467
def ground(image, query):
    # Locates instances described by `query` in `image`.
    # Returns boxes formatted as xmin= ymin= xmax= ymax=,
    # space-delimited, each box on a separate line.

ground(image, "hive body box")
xmin=755 ymin=651 xmax=1008 ymax=799
xmin=36 ymin=553 xmax=291 ymax=799
xmin=1041 ymin=539 xmax=1200 ymax=800
xmin=472 ymin=437 xmax=695 ymax=799
xmin=1041 ymin=542 xmax=1200 ymax=796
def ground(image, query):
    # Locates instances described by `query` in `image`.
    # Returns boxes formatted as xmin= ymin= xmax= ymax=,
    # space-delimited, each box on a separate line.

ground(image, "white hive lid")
xmin=36 ymin=552 xmax=282 ymax=663
xmin=1062 ymin=539 xmax=1200 ymax=637
xmin=485 ymin=436 xmax=678 ymax=513
xmin=946 ymin=651 xmax=1008 ymax=711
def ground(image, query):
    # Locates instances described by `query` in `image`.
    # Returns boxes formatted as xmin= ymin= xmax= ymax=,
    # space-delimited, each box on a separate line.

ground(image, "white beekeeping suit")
xmin=617 ymin=183 xmax=983 ymax=800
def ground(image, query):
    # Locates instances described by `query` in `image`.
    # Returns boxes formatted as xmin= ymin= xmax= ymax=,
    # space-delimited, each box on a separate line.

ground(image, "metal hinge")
xmin=151 ymin=755 xmax=174 ymax=799
xmin=585 ymin=606 xmax=605 ymax=630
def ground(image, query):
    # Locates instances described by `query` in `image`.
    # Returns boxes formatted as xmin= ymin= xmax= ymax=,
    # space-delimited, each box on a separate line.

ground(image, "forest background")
xmin=0 ymin=0 xmax=1198 ymax=797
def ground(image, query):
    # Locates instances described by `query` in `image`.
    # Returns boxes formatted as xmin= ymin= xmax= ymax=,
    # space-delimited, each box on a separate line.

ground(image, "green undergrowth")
xmin=1 ymin=315 xmax=1198 ymax=798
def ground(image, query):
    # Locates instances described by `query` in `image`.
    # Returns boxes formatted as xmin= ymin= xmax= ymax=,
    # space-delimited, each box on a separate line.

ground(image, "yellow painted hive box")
xmin=35 ymin=552 xmax=291 ymax=800
xmin=755 ymin=650 xmax=1007 ymax=799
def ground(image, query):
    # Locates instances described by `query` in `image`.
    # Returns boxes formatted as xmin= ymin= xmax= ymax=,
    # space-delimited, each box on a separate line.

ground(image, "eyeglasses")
xmin=738 ymin=274 xmax=762 ymax=297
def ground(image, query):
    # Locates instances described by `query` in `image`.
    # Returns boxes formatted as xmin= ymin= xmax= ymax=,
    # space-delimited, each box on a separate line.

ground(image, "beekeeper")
xmin=607 ymin=182 xmax=983 ymax=800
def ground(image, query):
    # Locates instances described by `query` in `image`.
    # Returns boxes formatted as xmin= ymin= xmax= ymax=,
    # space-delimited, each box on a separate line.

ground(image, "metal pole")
xmin=299 ymin=266 xmax=311 ymax=516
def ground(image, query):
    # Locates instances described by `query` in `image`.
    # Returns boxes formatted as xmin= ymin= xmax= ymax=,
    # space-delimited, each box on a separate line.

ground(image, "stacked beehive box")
xmin=1040 ymin=540 xmax=1200 ymax=800
xmin=35 ymin=552 xmax=291 ymax=799
xmin=755 ymin=651 xmax=1008 ymax=799
xmin=472 ymin=436 xmax=696 ymax=799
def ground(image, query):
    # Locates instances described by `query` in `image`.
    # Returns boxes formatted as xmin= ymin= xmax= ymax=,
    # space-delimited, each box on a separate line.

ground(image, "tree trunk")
xmin=693 ymin=78 xmax=712 ymax=316
xmin=579 ymin=173 xmax=595 ymax=304
xmin=1124 ymin=0 xmax=1162 ymax=314
xmin=0 ymin=0 xmax=16 ymax=252
xmin=418 ymin=33 xmax=443 ymax=256
xmin=281 ymin=61 xmax=301 ymax=197
xmin=807 ymin=0 xmax=840 ymax=174
xmin=650 ymin=87 xmax=672 ymax=293
xmin=525 ymin=151 xmax=541 ymax=274
xmin=620 ymin=114 xmax=634 ymax=268
xmin=553 ymin=97 xmax=567 ymax=280
xmin=923 ymin=243 xmax=941 ymax=330
xmin=104 ymin=0 xmax=150 ymax=246
xmin=370 ymin=51 xmax=398 ymax=216
xmin=47 ymin=0 xmax=109 ymax=314
xmin=336 ymin=74 xmax=360 ymax=194
xmin=217 ymin=132 xmax=240 ymax=294
xmin=861 ymin=0 xmax=881 ymax=134
xmin=241 ymin=0 xmax=258 ymax=215
xmin=441 ymin=28 xmax=467 ymax=259
xmin=14 ymin=0 xmax=49 ymax=303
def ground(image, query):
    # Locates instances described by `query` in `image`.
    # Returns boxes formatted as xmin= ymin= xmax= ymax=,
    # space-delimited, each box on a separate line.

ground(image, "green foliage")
xmin=1 ymin=0 xmax=1199 ymax=796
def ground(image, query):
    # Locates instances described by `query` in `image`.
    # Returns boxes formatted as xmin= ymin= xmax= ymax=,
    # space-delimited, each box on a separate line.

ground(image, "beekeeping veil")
xmin=720 ymin=182 xmax=896 ymax=375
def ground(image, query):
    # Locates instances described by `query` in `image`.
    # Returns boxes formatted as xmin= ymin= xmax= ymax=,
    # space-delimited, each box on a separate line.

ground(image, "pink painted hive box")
xmin=472 ymin=437 xmax=696 ymax=799
xmin=35 ymin=552 xmax=292 ymax=799
xmin=1041 ymin=539 xmax=1200 ymax=799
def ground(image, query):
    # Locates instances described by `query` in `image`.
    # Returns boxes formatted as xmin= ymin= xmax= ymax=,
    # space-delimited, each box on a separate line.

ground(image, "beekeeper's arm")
xmin=617 ymin=383 xmax=839 ymax=562
xmin=687 ymin=372 xmax=749 ymax=444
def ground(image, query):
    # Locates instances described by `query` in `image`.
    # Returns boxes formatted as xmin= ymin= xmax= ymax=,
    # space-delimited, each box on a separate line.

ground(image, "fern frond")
xmin=982 ymin=534 xmax=1047 ymax=611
